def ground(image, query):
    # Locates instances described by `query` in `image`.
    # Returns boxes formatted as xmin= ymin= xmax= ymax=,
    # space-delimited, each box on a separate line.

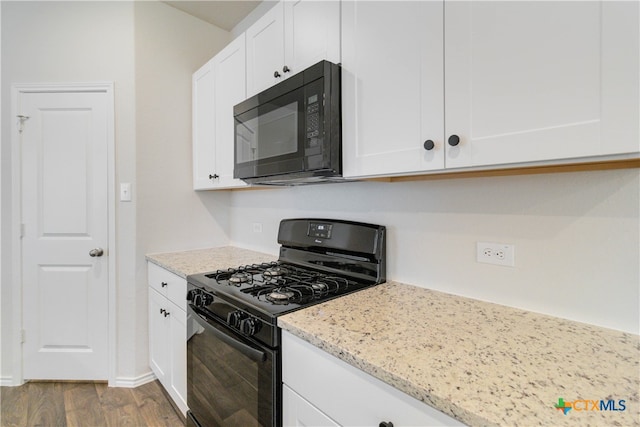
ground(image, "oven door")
xmin=186 ymin=304 xmax=279 ymax=427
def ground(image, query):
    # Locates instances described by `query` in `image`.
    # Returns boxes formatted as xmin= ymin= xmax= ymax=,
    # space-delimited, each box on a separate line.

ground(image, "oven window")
xmin=237 ymin=101 xmax=298 ymax=163
xmin=187 ymin=307 xmax=277 ymax=427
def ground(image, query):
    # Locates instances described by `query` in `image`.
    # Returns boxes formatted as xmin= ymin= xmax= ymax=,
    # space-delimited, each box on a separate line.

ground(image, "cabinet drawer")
xmin=282 ymin=331 xmax=463 ymax=427
xmin=147 ymin=262 xmax=187 ymax=310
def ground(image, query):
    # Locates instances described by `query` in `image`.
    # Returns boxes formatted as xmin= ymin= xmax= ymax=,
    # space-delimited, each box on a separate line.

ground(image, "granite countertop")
xmin=279 ymin=281 xmax=640 ymax=427
xmin=145 ymin=246 xmax=277 ymax=278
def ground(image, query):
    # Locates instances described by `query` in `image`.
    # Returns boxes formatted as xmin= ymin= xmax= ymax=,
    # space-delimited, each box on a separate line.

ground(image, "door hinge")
xmin=21 ymin=329 xmax=26 ymax=343
xmin=16 ymin=115 xmax=30 ymax=134
xmin=20 ymin=223 xmax=25 ymax=238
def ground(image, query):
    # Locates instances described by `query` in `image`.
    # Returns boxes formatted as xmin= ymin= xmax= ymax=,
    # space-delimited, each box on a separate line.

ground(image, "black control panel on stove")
xmin=308 ymin=222 xmax=332 ymax=239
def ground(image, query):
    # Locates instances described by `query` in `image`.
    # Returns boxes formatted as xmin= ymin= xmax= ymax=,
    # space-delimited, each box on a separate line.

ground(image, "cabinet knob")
xmin=423 ymin=140 xmax=435 ymax=151
xmin=209 ymin=174 xmax=219 ymax=180
xmin=163 ymin=310 xmax=170 ymax=317
xmin=379 ymin=422 xmax=394 ymax=427
xmin=448 ymin=134 xmax=461 ymax=146
xmin=274 ymin=71 xmax=281 ymax=78
xmin=159 ymin=308 xmax=165 ymax=315
xmin=161 ymin=281 xmax=168 ymax=288
xmin=283 ymin=65 xmax=291 ymax=73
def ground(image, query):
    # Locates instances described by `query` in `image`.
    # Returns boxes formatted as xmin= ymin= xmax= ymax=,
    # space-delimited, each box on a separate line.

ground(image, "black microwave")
xmin=233 ymin=60 xmax=341 ymax=185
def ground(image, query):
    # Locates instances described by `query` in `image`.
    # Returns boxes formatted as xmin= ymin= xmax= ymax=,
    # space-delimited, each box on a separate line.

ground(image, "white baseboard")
xmin=111 ymin=371 xmax=156 ymax=388
xmin=0 ymin=376 xmax=18 ymax=386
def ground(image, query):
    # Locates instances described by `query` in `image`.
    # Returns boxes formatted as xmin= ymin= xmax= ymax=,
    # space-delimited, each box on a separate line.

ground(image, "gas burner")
xmin=263 ymin=266 xmax=288 ymax=277
xmin=311 ymin=282 xmax=328 ymax=292
xmin=229 ymin=272 xmax=252 ymax=284
xmin=267 ymin=289 xmax=295 ymax=304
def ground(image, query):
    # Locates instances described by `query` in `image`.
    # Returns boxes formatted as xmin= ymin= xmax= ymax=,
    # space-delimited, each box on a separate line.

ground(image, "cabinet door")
xmin=149 ymin=288 xmax=169 ymax=385
xmin=282 ymin=331 xmax=463 ymax=427
xmin=342 ymin=1 xmax=445 ymax=178
xmin=192 ymin=59 xmax=217 ymax=190
xmin=444 ymin=1 xmax=639 ymax=169
xmin=283 ymin=385 xmax=340 ymax=427
xmin=214 ymin=34 xmax=248 ymax=189
xmin=284 ymin=0 xmax=341 ymax=75
xmin=246 ymin=1 xmax=285 ymax=97
xmin=168 ymin=300 xmax=188 ymax=415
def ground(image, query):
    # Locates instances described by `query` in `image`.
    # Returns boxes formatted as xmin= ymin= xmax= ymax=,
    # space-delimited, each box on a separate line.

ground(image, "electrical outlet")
xmin=477 ymin=242 xmax=515 ymax=267
xmin=252 ymin=222 xmax=263 ymax=233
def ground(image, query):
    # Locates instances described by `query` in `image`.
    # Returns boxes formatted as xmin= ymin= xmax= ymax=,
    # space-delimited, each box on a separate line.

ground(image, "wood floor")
xmin=0 ymin=380 xmax=185 ymax=427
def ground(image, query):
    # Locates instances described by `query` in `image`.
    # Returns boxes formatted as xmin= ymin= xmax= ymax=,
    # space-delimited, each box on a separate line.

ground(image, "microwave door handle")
xmin=188 ymin=305 xmax=267 ymax=362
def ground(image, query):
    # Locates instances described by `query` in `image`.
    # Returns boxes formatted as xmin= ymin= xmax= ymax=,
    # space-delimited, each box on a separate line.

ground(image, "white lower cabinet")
xmin=282 ymin=331 xmax=464 ymax=427
xmin=147 ymin=263 xmax=188 ymax=415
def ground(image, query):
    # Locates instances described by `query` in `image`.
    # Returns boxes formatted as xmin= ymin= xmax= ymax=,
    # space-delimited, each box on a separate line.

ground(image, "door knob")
xmin=89 ymin=248 xmax=104 ymax=257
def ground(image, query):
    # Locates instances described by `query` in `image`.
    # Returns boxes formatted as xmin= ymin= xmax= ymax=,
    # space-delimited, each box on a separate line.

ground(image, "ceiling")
xmin=163 ymin=1 xmax=263 ymax=32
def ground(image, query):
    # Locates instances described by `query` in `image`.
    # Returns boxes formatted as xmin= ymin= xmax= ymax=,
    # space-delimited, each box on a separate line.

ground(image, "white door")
xmin=246 ymin=1 xmax=285 ymax=97
xmin=284 ymin=0 xmax=341 ymax=75
xmin=444 ymin=1 xmax=639 ymax=168
xmin=20 ymin=89 xmax=110 ymax=380
xmin=192 ymin=58 xmax=217 ymax=190
xmin=341 ymin=0 xmax=444 ymax=178
xmin=213 ymin=33 xmax=248 ymax=189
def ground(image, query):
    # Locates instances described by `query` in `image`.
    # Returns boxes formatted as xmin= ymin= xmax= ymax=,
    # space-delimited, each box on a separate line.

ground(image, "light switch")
xmin=120 ymin=183 xmax=132 ymax=202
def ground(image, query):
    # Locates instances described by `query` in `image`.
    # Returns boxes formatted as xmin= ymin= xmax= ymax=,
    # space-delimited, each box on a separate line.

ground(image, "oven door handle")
xmin=188 ymin=304 xmax=267 ymax=363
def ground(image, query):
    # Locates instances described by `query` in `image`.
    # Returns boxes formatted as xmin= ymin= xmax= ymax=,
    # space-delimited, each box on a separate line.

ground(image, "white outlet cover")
xmin=477 ymin=242 xmax=515 ymax=267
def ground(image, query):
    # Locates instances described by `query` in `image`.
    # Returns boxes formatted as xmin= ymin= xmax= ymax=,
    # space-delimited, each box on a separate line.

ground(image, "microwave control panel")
xmin=306 ymin=94 xmax=321 ymax=140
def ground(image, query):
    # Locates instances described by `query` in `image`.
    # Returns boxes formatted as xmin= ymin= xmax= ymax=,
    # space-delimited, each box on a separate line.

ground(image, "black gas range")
xmin=185 ymin=218 xmax=386 ymax=427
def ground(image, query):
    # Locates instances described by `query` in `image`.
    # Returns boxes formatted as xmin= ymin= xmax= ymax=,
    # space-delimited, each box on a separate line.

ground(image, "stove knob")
xmin=240 ymin=317 xmax=262 ymax=336
xmin=192 ymin=294 xmax=203 ymax=307
xmin=227 ymin=310 xmax=248 ymax=329
xmin=201 ymin=293 xmax=213 ymax=306
xmin=186 ymin=289 xmax=198 ymax=302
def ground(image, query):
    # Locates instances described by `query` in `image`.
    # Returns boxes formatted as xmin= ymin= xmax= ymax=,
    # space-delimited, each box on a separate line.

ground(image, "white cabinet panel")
xmin=342 ymin=0 xmax=639 ymax=178
xmin=168 ymin=299 xmax=188 ymax=415
xmin=247 ymin=0 xmax=341 ymax=97
xmin=246 ymin=1 xmax=285 ymax=97
xmin=342 ymin=1 xmax=445 ymax=178
xmin=284 ymin=0 xmax=341 ymax=75
xmin=149 ymin=287 xmax=169 ymax=385
xmin=147 ymin=263 xmax=188 ymax=415
xmin=192 ymin=59 xmax=216 ymax=189
xmin=214 ymin=34 xmax=248 ymax=188
xmin=282 ymin=331 xmax=463 ymax=427
xmin=445 ymin=0 xmax=639 ymax=168
xmin=283 ymin=385 xmax=340 ymax=427
xmin=193 ymin=35 xmax=248 ymax=190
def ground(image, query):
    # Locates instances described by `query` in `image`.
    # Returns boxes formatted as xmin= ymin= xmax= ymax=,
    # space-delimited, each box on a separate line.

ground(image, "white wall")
xmin=1 ymin=0 xmax=231 ymax=384
xmin=133 ymin=1 xmax=231 ymax=375
xmin=229 ymin=169 xmax=640 ymax=334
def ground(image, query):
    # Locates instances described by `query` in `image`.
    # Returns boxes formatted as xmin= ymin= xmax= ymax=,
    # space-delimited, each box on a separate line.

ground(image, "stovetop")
xmin=187 ymin=260 xmax=376 ymax=320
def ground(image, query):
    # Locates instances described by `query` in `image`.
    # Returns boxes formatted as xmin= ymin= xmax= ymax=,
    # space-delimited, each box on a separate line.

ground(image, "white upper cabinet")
xmin=342 ymin=1 xmax=445 ymax=177
xmin=246 ymin=2 xmax=286 ymax=97
xmin=342 ymin=0 xmax=639 ymax=178
xmin=444 ymin=1 xmax=639 ymax=169
xmin=192 ymin=58 xmax=216 ymax=189
xmin=192 ymin=34 xmax=247 ymax=190
xmin=213 ymin=34 xmax=248 ymax=188
xmin=246 ymin=0 xmax=340 ymax=97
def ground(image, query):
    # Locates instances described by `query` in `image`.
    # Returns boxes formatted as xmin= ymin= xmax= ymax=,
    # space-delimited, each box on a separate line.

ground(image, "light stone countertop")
xmin=146 ymin=247 xmax=639 ymax=426
xmin=145 ymin=246 xmax=277 ymax=278
xmin=278 ymin=281 xmax=640 ymax=427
